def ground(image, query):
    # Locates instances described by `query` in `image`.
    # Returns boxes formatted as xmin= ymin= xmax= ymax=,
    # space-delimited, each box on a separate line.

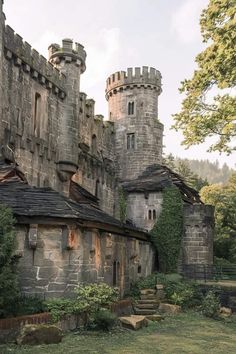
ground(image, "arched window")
xmin=153 ymin=210 xmax=157 ymax=219
xmin=127 ymin=133 xmax=135 ymax=150
xmin=33 ymin=92 xmax=41 ymax=137
xmin=128 ymin=101 xmax=134 ymax=115
xmin=148 ymin=210 xmax=152 ymax=220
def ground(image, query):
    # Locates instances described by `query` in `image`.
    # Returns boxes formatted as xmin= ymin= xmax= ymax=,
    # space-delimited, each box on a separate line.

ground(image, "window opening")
xmin=127 ymin=133 xmax=135 ymax=150
xmin=128 ymin=101 xmax=134 ymax=115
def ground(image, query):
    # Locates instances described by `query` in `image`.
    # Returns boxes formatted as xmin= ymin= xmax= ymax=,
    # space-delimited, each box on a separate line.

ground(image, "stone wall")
xmin=16 ymin=223 xmax=155 ymax=298
xmin=182 ymin=204 xmax=214 ymax=266
xmin=126 ymin=192 xmax=163 ymax=231
xmin=106 ymin=67 xmax=163 ymax=181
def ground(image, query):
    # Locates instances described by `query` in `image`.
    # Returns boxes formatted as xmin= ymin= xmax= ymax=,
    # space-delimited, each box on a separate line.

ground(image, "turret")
xmin=105 ymin=67 xmax=163 ymax=180
xmin=49 ymin=39 xmax=86 ymax=194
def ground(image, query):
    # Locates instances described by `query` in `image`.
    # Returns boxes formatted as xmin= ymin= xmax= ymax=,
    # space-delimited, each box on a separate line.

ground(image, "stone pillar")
xmin=182 ymin=204 xmax=214 ymax=278
xmin=49 ymin=39 xmax=86 ymax=195
xmin=105 ymin=67 xmax=163 ymax=181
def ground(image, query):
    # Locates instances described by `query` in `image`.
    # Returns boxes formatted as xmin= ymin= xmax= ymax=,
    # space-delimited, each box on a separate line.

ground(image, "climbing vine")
xmin=151 ymin=186 xmax=183 ymax=273
xmin=118 ymin=187 xmax=127 ymax=223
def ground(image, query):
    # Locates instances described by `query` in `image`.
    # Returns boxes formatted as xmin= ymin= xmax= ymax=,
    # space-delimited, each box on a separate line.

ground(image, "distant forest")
xmin=163 ymin=154 xmax=235 ymax=185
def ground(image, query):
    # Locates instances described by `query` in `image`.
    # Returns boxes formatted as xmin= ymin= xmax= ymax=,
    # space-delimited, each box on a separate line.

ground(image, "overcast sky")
xmin=4 ymin=0 xmax=235 ymax=168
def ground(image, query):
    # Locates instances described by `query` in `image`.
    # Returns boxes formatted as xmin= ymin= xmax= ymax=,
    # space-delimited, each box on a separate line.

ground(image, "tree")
xmin=0 ymin=205 xmax=19 ymax=317
xmin=173 ymin=0 xmax=236 ymax=153
xmin=200 ymin=173 xmax=236 ymax=262
xmin=151 ymin=187 xmax=183 ymax=272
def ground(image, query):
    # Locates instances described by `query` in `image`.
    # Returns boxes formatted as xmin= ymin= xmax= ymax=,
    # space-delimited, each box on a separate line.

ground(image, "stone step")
xmin=140 ymin=294 xmax=158 ymax=300
xmin=135 ymin=303 xmax=158 ymax=310
xmin=140 ymin=289 xmax=156 ymax=295
xmin=134 ymin=308 xmax=157 ymax=315
xmin=138 ymin=299 xmax=159 ymax=305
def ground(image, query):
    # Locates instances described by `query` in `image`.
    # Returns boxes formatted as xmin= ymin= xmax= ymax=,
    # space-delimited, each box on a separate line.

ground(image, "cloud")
xmin=83 ymin=27 xmax=121 ymax=90
xmin=32 ymin=31 xmax=61 ymax=59
xmin=171 ymin=0 xmax=209 ymax=44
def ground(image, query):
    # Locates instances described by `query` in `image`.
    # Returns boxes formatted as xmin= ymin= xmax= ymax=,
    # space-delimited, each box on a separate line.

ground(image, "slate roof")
xmin=122 ymin=164 xmax=201 ymax=204
xmin=70 ymin=180 xmax=99 ymax=206
xmin=0 ymin=161 xmax=147 ymax=237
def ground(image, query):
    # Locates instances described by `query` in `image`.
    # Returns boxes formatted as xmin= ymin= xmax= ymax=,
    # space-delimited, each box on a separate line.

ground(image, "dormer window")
xmin=128 ymin=101 xmax=134 ymax=115
xmin=127 ymin=133 xmax=135 ymax=150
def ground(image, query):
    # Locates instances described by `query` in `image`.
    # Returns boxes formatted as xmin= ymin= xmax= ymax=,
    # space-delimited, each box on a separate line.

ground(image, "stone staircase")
xmin=134 ymin=288 xmax=160 ymax=316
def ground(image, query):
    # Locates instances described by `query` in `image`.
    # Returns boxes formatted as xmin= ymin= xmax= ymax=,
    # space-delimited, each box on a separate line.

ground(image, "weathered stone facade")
xmin=0 ymin=0 xmax=214 ymax=298
xmin=16 ymin=224 xmax=154 ymax=298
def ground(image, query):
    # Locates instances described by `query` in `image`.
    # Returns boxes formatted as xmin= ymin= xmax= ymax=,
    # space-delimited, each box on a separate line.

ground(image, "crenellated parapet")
xmin=49 ymin=39 xmax=86 ymax=73
xmin=4 ymin=25 xmax=66 ymax=98
xmin=105 ymin=66 xmax=162 ymax=100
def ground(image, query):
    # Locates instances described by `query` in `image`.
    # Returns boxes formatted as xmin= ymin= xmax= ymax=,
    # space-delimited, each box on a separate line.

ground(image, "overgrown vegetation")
xmin=118 ymin=187 xmax=127 ymax=223
xmin=201 ymin=290 xmax=220 ymax=318
xmin=45 ymin=283 xmax=119 ymax=329
xmin=0 ymin=204 xmax=20 ymax=318
xmin=151 ymin=187 xmax=183 ymax=272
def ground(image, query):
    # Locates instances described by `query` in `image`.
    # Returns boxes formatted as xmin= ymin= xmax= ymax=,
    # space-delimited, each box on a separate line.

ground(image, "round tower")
xmin=48 ymin=39 xmax=86 ymax=190
xmin=105 ymin=66 xmax=163 ymax=181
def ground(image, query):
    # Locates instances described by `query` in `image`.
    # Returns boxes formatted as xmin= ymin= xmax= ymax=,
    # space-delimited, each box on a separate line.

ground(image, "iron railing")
xmin=182 ymin=264 xmax=236 ymax=282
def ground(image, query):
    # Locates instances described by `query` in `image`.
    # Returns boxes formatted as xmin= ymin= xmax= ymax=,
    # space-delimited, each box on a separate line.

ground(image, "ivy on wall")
xmin=118 ymin=188 xmax=127 ymax=223
xmin=151 ymin=186 xmax=183 ymax=273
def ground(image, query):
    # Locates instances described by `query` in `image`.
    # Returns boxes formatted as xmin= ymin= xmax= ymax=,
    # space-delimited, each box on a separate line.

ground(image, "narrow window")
xmin=128 ymin=101 xmax=134 ymax=115
xmin=34 ymin=92 xmax=41 ymax=137
xmin=138 ymin=265 xmax=142 ymax=274
xmin=113 ymin=261 xmax=117 ymax=286
xmin=153 ymin=210 xmax=157 ymax=219
xmin=127 ymin=133 xmax=135 ymax=150
xmin=91 ymin=134 xmax=97 ymax=155
xmin=148 ymin=210 xmax=152 ymax=220
xmin=95 ymin=179 xmax=100 ymax=198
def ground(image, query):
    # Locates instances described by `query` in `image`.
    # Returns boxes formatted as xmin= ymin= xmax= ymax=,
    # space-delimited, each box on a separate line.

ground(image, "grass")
xmin=1 ymin=312 xmax=236 ymax=354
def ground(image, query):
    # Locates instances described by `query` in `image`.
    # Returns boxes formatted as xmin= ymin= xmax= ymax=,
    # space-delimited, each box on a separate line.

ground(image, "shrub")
xmin=12 ymin=295 xmax=46 ymax=317
xmin=45 ymin=283 xmax=119 ymax=325
xmin=0 ymin=205 xmax=20 ymax=318
xmin=93 ymin=309 xmax=117 ymax=331
xmin=201 ymin=290 xmax=220 ymax=318
xmin=165 ymin=281 xmax=202 ymax=309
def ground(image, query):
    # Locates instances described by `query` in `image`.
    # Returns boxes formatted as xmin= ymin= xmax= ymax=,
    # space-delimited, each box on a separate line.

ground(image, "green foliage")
xmin=0 ymin=204 xmax=20 ymax=318
xmin=93 ymin=309 xmax=117 ymax=331
xmin=201 ymin=291 xmax=220 ymax=318
xmin=200 ymin=173 xmax=236 ymax=262
xmin=165 ymin=281 xmax=202 ymax=309
xmin=172 ymin=0 xmax=236 ymax=153
xmin=12 ymin=295 xmax=46 ymax=317
xmin=118 ymin=188 xmax=127 ymax=223
xmin=45 ymin=283 xmax=119 ymax=324
xmin=151 ymin=187 xmax=183 ymax=272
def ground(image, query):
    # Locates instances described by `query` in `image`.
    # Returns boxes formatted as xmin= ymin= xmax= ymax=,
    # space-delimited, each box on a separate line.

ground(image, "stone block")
xmin=158 ymin=303 xmax=181 ymax=315
xmin=119 ymin=315 xmax=148 ymax=330
xmin=16 ymin=325 xmax=63 ymax=345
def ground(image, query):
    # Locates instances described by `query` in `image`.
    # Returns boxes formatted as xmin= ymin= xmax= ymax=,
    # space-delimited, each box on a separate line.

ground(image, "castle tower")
xmin=106 ymin=67 xmax=163 ymax=181
xmin=49 ymin=39 xmax=86 ymax=193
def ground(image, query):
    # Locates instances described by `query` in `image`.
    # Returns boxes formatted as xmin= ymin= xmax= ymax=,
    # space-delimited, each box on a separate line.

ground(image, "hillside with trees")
xmin=163 ymin=154 xmax=234 ymax=185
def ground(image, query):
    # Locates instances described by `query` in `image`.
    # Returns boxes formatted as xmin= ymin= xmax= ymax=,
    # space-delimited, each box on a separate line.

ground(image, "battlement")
xmin=49 ymin=39 xmax=86 ymax=73
xmin=4 ymin=25 xmax=66 ymax=98
xmin=106 ymin=67 xmax=162 ymax=98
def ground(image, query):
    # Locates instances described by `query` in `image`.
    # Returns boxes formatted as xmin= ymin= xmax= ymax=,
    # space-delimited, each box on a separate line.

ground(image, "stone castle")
xmin=0 ymin=1 xmax=214 ymax=298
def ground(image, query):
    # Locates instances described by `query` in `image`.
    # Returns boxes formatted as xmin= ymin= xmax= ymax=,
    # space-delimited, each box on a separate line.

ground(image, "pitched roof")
xmin=122 ymin=164 xmax=201 ymax=204
xmin=0 ymin=161 xmax=148 ymax=239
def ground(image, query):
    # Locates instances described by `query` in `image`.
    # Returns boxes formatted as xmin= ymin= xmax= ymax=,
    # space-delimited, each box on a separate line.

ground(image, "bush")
xmin=45 ymin=283 xmax=119 ymax=325
xmin=201 ymin=291 xmax=220 ymax=318
xmin=11 ymin=295 xmax=46 ymax=317
xmin=0 ymin=205 xmax=20 ymax=318
xmin=93 ymin=309 xmax=117 ymax=331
